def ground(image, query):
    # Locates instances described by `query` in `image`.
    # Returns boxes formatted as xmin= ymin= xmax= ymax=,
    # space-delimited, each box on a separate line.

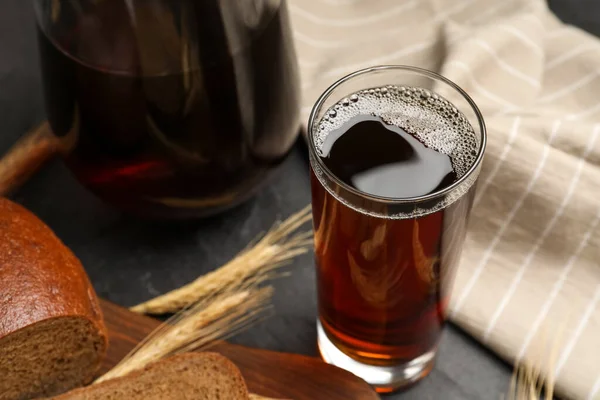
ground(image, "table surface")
xmin=0 ymin=1 xmax=595 ymax=399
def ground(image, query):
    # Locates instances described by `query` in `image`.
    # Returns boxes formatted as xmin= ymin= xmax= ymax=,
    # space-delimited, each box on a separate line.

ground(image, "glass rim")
xmin=307 ymin=64 xmax=487 ymax=205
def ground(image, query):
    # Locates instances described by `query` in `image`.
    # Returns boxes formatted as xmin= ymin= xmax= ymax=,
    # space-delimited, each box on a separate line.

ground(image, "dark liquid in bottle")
xmin=311 ymin=87 xmax=477 ymax=373
xmin=37 ymin=1 xmax=300 ymax=218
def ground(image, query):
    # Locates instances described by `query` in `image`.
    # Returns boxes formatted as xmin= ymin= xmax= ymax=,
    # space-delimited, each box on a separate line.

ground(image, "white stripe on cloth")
xmin=289 ymin=0 xmax=418 ymax=27
xmin=517 ymin=204 xmax=600 ymax=360
xmin=445 ymin=60 xmax=520 ymax=109
xmin=539 ymin=70 xmax=600 ymax=103
xmin=589 ymin=374 xmax=600 ymax=400
xmin=567 ymin=102 xmax=600 ymax=121
xmin=546 ymin=44 xmax=600 ymax=70
xmin=301 ymin=39 xmax=437 ymax=90
xmin=483 ymin=125 xmax=600 ymax=341
xmin=498 ymin=25 xmax=544 ymax=56
xmin=451 ymin=120 xmax=563 ymax=318
xmin=519 ymin=12 xmax=545 ymax=30
xmin=474 ymin=117 xmax=522 ymax=206
xmin=471 ymin=39 xmax=540 ymax=87
xmin=294 ymin=31 xmax=349 ymax=49
xmin=434 ymin=0 xmax=480 ymax=23
xmin=547 ymin=27 xmax=573 ymax=39
xmin=462 ymin=0 xmax=516 ymax=25
xmin=294 ymin=25 xmax=411 ymax=49
xmin=555 ymin=285 xmax=600 ymax=378
xmin=322 ymin=0 xmax=362 ymax=5
xmin=301 ymin=0 xmax=484 ymax=27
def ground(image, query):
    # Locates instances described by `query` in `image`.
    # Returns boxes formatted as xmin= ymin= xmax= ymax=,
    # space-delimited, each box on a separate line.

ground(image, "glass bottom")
xmin=317 ymin=321 xmax=436 ymax=394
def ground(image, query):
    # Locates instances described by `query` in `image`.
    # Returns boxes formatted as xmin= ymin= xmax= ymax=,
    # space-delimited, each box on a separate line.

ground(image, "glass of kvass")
xmin=33 ymin=0 xmax=301 ymax=218
xmin=308 ymin=66 xmax=486 ymax=393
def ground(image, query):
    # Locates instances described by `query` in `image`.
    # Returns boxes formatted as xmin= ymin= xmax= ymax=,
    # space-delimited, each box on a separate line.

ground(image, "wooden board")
xmin=99 ymin=300 xmax=379 ymax=400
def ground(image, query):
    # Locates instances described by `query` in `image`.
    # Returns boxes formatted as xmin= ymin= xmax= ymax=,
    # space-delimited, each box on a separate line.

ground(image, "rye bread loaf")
xmin=49 ymin=353 xmax=251 ymax=400
xmin=0 ymin=198 xmax=108 ymax=400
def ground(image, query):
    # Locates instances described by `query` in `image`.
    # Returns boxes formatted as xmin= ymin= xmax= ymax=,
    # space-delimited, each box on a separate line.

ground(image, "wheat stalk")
xmin=509 ymin=357 xmax=556 ymax=400
xmin=507 ymin=319 xmax=568 ymax=400
xmin=96 ymin=286 xmax=273 ymax=383
xmin=131 ymin=205 xmax=313 ymax=315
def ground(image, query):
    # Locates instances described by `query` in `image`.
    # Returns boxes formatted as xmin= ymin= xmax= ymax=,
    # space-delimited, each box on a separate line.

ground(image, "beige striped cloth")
xmin=289 ymin=0 xmax=600 ymax=398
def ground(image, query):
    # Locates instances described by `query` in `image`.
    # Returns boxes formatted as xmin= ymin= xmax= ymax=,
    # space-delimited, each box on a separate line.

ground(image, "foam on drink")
xmin=312 ymin=85 xmax=480 ymax=218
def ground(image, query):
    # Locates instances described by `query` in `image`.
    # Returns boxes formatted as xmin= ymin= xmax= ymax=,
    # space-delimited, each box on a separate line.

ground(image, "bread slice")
xmin=49 ymin=352 xmax=250 ymax=400
xmin=0 ymin=198 xmax=108 ymax=400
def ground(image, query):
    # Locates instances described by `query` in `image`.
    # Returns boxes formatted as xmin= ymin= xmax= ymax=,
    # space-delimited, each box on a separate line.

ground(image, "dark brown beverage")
xmin=37 ymin=0 xmax=300 ymax=217
xmin=311 ymin=86 xmax=478 ymax=372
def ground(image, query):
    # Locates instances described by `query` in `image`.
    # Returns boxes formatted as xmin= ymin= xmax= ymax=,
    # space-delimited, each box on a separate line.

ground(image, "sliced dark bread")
xmin=49 ymin=352 xmax=250 ymax=400
xmin=0 ymin=198 xmax=108 ymax=400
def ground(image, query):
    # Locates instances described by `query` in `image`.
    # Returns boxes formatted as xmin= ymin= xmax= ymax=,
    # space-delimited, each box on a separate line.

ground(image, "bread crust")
xmin=0 ymin=198 xmax=108 ymax=378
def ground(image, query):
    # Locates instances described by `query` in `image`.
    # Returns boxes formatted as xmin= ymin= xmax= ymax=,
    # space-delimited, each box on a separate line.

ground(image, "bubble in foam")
xmin=314 ymin=85 xmax=480 ymax=180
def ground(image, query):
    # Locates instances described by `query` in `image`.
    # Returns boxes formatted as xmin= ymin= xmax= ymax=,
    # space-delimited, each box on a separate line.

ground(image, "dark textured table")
xmin=0 ymin=1 xmax=595 ymax=399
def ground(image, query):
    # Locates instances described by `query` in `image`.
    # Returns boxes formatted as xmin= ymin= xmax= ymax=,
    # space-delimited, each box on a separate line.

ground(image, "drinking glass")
xmin=33 ymin=0 xmax=300 ymax=218
xmin=308 ymin=65 xmax=486 ymax=393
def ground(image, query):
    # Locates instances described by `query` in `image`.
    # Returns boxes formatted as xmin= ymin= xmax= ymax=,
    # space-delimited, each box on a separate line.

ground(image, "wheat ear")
xmin=507 ymin=317 xmax=568 ymax=400
xmin=96 ymin=286 xmax=273 ymax=383
xmin=131 ymin=205 xmax=313 ymax=315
